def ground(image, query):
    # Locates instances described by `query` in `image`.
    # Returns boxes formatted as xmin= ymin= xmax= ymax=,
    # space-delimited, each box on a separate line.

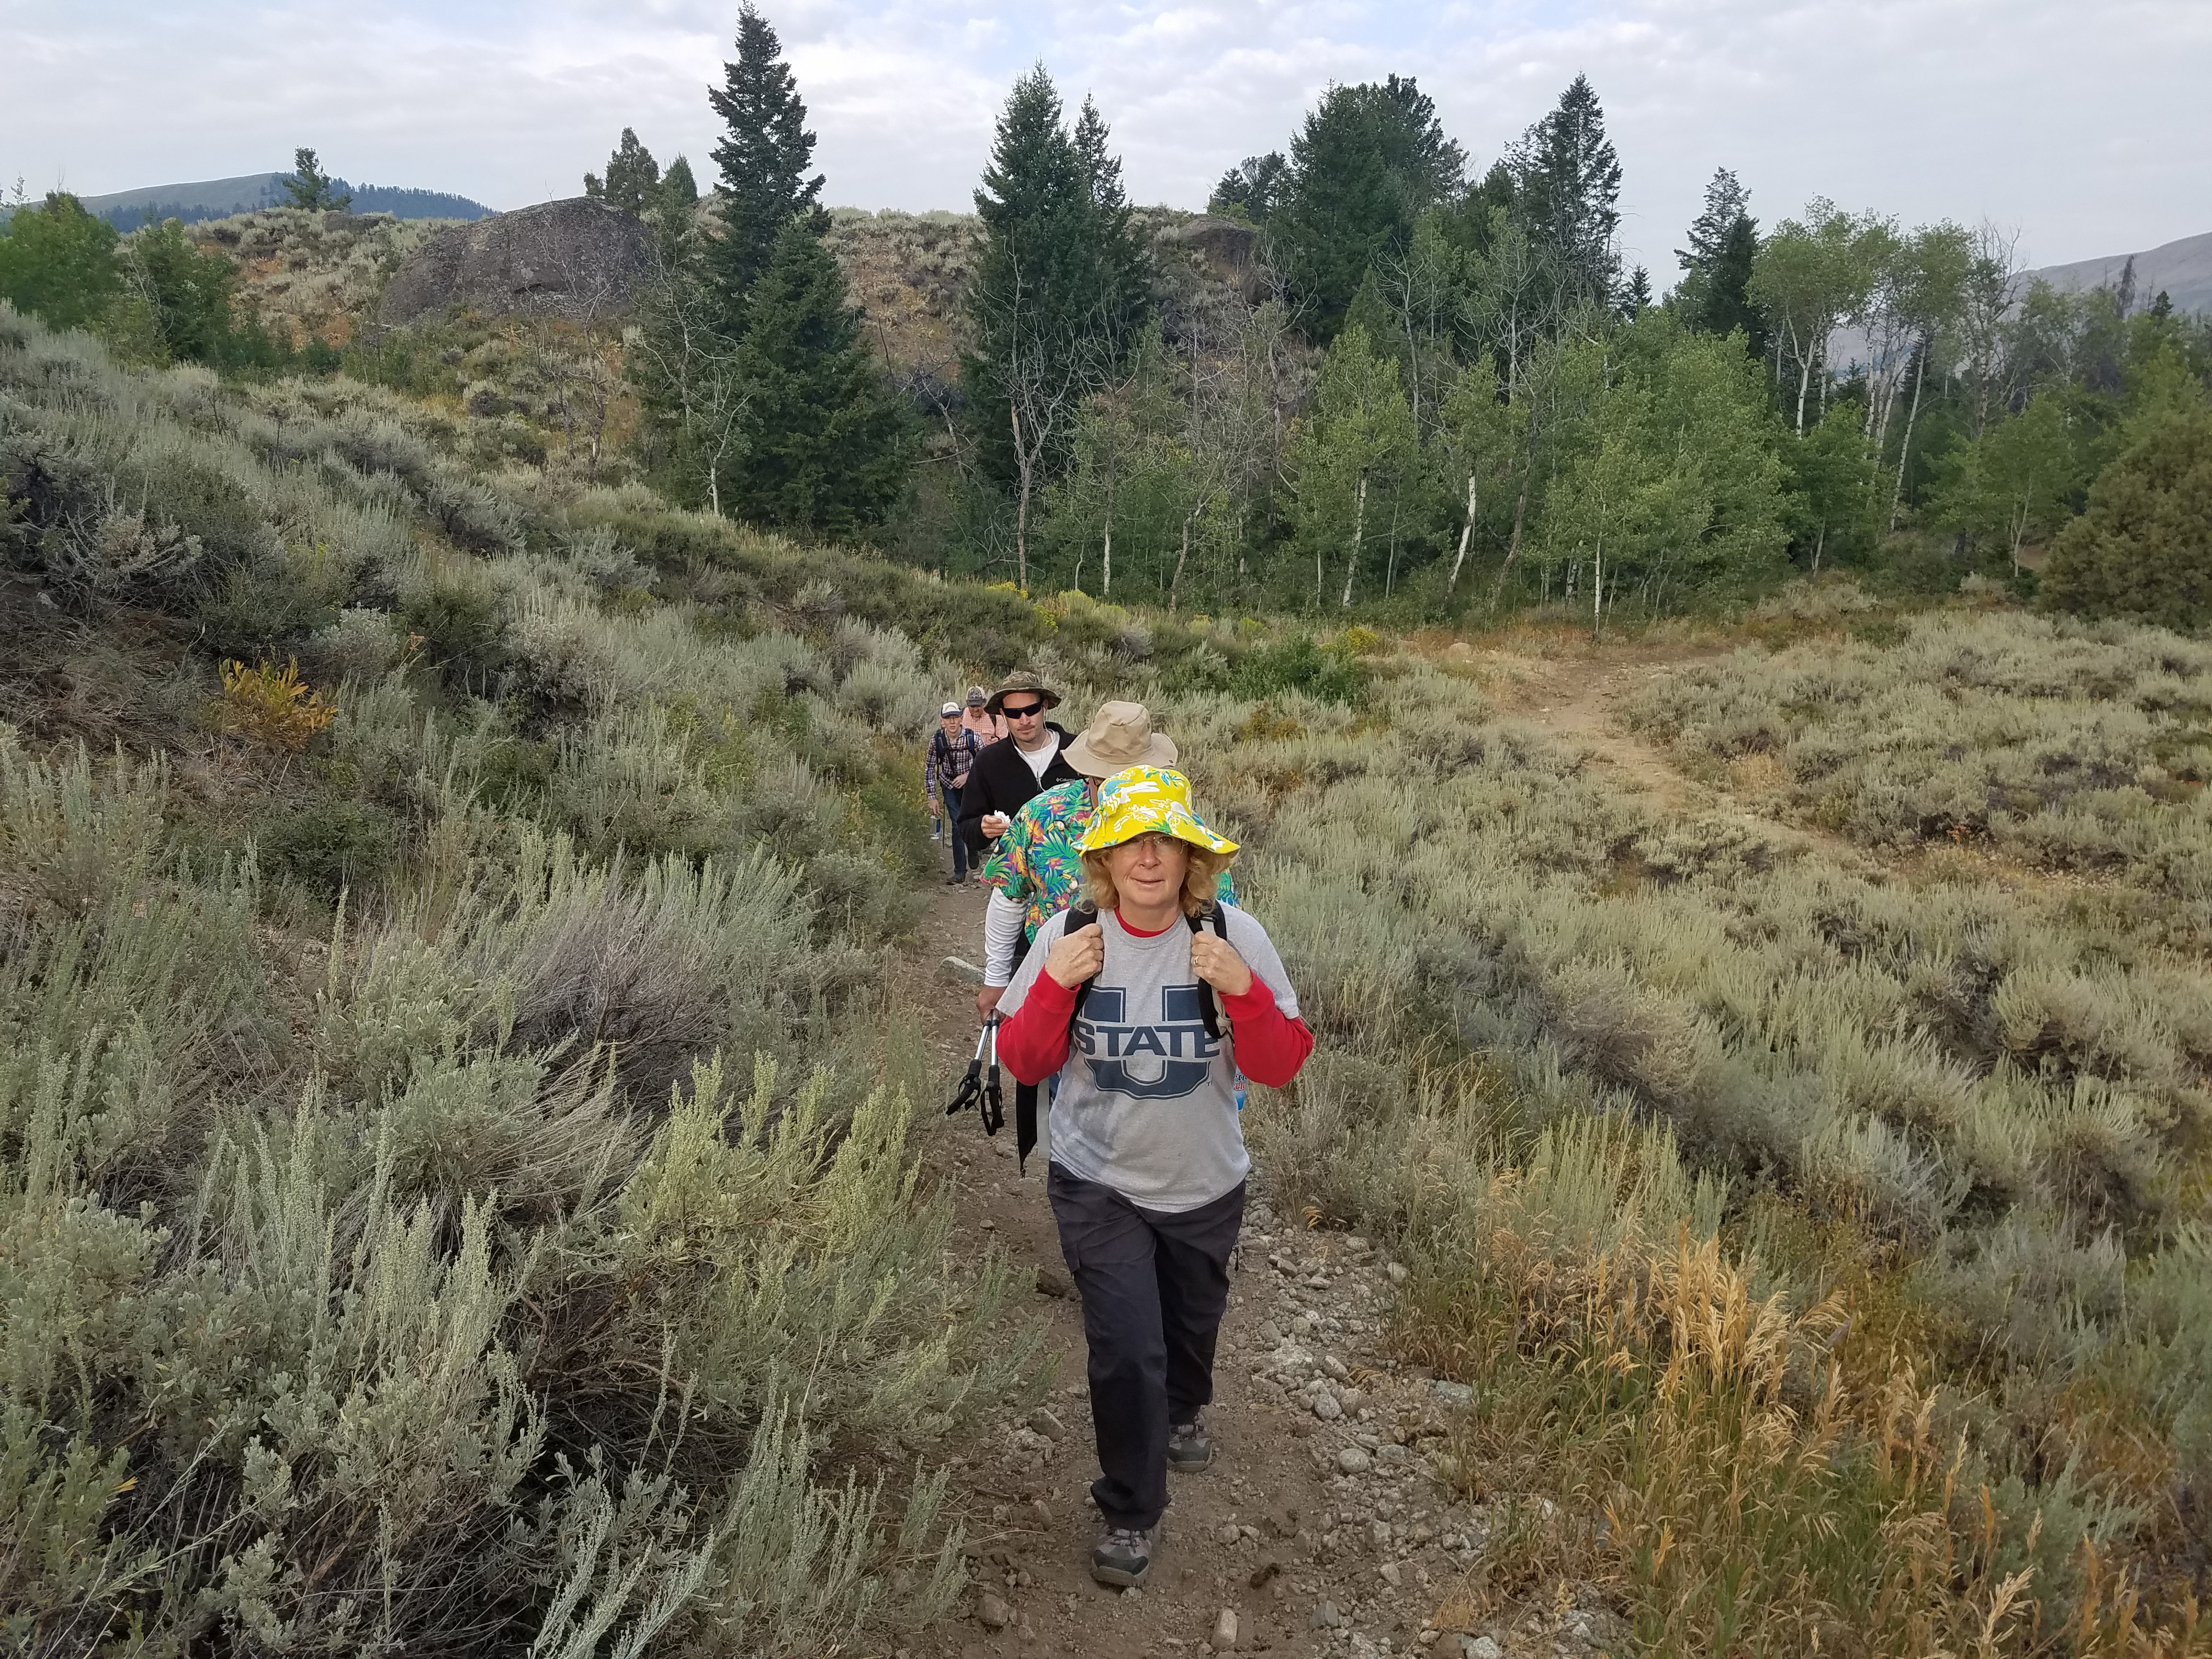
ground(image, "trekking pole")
xmin=945 ymin=1019 xmax=991 ymax=1120
xmin=980 ymin=1015 xmax=1005 ymax=1138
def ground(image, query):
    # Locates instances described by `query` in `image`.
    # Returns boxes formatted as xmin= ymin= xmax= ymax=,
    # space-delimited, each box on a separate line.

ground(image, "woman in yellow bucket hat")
xmin=995 ymin=765 xmax=1314 ymax=1588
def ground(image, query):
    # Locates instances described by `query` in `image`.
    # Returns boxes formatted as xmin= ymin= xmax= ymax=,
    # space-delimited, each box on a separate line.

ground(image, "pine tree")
xmin=1674 ymin=168 xmax=1762 ymax=351
xmin=719 ymin=219 xmax=915 ymax=532
xmin=1621 ymin=265 xmax=1652 ymax=316
xmin=964 ymin=67 xmax=1153 ymax=583
xmin=585 ymin=129 xmax=661 ymax=213
xmin=656 ymin=156 xmax=699 ymax=224
xmin=280 ymin=148 xmax=351 ymax=212
xmin=1678 ymin=168 xmax=1750 ymax=278
xmin=708 ymin=4 xmax=825 ymax=307
xmin=1209 ymin=154 xmax=1286 ymax=223
xmin=1269 ymin=77 xmax=1465 ymax=338
xmin=1509 ymin=75 xmax=1621 ymax=309
xmin=631 ymin=8 xmax=907 ymax=532
xmin=1071 ymin=95 xmax=1150 ymax=357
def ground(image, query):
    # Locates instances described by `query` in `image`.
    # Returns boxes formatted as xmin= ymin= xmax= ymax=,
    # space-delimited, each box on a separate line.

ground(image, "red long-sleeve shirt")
xmin=996 ymin=923 xmax=1315 ymax=1087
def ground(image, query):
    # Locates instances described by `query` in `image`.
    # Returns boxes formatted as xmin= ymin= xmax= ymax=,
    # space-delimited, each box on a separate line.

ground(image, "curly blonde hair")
xmin=1081 ymin=840 xmax=1234 ymax=918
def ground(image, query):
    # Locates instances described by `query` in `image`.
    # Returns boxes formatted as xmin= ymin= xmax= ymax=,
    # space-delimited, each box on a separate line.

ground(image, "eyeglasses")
xmin=1001 ymin=701 xmax=1046 ymax=719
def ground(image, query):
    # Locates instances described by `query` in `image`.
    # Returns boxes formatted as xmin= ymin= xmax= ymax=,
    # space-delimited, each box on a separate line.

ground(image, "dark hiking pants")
xmin=940 ymin=783 xmax=968 ymax=878
xmin=1047 ymin=1162 xmax=1246 ymax=1531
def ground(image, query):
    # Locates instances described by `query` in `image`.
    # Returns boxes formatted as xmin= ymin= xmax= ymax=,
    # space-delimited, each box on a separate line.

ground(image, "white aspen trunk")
xmin=1341 ymin=472 xmax=1367 ymax=608
xmin=1384 ymin=493 xmax=1402 ymax=597
xmin=1488 ymin=457 xmax=1533 ymax=613
xmin=1812 ymin=521 xmax=1826 ymax=573
xmin=1011 ymin=402 xmax=1030 ymax=591
xmin=1591 ymin=533 xmax=1603 ymax=641
xmin=1102 ymin=477 xmax=1115 ymax=599
xmin=1447 ymin=470 xmax=1477 ymax=590
xmin=1794 ymin=335 xmax=1813 ymax=436
xmin=1170 ymin=502 xmax=1199 ymax=615
xmin=1889 ymin=345 xmax=1927 ymax=529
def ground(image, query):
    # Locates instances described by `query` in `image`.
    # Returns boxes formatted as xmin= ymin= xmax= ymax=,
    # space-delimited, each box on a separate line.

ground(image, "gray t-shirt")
xmin=1000 ymin=903 xmax=1301 ymax=1213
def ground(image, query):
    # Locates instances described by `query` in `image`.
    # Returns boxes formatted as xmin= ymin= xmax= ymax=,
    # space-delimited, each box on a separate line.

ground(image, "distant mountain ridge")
xmin=1 ymin=173 xmax=493 ymax=232
xmin=2025 ymin=229 xmax=2212 ymax=318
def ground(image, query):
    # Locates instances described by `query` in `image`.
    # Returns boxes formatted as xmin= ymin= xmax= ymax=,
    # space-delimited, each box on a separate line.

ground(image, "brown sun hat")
xmin=984 ymin=669 xmax=1062 ymax=716
xmin=1064 ymin=700 xmax=1177 ymax=777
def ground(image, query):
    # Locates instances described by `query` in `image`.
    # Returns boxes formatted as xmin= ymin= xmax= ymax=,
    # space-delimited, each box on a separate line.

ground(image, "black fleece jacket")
xmin=958 ymin=724 xmax=1082 ymax=856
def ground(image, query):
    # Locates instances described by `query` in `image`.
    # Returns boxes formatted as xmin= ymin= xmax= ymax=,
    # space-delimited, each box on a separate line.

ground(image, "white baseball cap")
xmin=940 ymin=702 xmax=961 ymax=716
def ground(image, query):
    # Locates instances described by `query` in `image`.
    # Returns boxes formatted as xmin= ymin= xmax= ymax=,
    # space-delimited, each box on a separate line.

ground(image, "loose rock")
xmin=976 ymin=1591 xmax=1012 ymax=1630
xmin=1028 ymin=1407 xmax=1066 ymax=1438
xmin=1035 ymin=1265 xmax=1074 ymax=1297
xmin=1386 ymin=1261 xmax=1409 ymax=1284
xmin=1311 ymin=1601 xmax=1342 ymax=1630
xmin=1311 ymin=1392 xmax=1343 ymax=1421
xmin=1465 ymin=1638 xmax=1503 ymax=1659
xmin=1214 ymin=1608 xmax=1240 ymax=1649
xmin=1337 ymin=1447 xmax=1373 ymax=1475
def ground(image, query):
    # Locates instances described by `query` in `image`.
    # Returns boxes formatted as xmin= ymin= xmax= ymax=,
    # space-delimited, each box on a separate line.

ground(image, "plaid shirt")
xmin=925 ymin=725 xmax=982 ymax=800
xmin=983 ymin=779 xmax=1234 ymax=943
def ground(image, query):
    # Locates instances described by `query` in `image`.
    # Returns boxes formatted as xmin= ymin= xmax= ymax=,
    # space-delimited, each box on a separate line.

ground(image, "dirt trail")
xmin=1452 ymin=635 xmax=1716 ymax=816
xmin=1459 ymin=633 xmax=1881 ymax=870
xmin=891 ymin=879 xmax=1620 ymax=1659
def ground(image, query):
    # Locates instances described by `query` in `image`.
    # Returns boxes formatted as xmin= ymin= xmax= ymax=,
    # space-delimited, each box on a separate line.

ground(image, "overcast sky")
xmin=7 ymin=0 xmax=2209 ymax=278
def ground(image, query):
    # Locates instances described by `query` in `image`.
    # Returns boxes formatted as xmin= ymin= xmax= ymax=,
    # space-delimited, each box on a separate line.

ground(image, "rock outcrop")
xmin=376 ymin=198 xmax=651 ymax=328
xmin=1171 ymin=215 xmax=1266 ymax=301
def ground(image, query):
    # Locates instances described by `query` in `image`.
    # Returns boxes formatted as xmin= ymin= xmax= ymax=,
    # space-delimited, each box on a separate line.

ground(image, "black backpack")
xmin=952 ymin=904 xmax=1236 ymax=1172
xmin=1062 ymin=902 xmax=1232 ymax=1042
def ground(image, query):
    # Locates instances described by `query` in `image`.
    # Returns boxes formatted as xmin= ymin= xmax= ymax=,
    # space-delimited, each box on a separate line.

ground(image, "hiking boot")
xmin=1090 ymin=1522 xmax=1156 ymax=1588
xmin=1167 ymin=1410 xmax=1215 ymax=1472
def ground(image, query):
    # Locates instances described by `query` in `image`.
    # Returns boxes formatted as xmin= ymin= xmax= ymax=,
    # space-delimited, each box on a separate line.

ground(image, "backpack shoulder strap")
xmin=1188 ymin=907 xmax=1226 ymax=1041
xmin=1064 ymin=904 xmax=1101 ymax=1027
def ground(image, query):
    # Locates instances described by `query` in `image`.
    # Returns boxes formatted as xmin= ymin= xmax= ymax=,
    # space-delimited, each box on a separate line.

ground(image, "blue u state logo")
xmin=1073 ymin=986 xmax=1221 ymax=1099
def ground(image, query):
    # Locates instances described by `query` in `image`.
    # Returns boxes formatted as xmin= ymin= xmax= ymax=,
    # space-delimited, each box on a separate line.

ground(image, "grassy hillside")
xmin=0 ymin=305 xmax=1051 ymax=1652
xmin=5 ymin=190 xmax=2212 ymax=1654
xmin=1015 ymin=605 xmax=2212 ymax=1655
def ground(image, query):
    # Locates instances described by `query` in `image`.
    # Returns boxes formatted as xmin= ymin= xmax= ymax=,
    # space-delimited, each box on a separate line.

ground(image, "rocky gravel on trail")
xmin=889 ymin=883 xmax=1623 ymax=1659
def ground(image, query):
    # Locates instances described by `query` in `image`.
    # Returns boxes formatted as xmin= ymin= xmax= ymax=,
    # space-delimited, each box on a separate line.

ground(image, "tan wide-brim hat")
xmin=1064 ymin=700 xmax=1177 ymax=777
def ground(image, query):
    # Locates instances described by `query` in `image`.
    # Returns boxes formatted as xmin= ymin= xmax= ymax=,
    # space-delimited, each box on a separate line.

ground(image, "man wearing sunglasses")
xmin=957 ymin=670 xmax=1082 ymax=871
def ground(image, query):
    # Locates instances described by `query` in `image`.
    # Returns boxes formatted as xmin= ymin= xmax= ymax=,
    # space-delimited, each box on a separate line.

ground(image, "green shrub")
xmin=257 ymin=798 xmax=399 ymax=897
xmin=1226 ymin=630 xmax=1365 ymax=704
xmin=2041 ymin=404 xmax=2212 ymax=631
xmin=0 ymin=197 xmax=120 ymax=331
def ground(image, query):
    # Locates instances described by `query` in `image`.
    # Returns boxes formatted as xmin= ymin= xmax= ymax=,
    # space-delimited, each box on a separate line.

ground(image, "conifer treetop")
xmin=710 ymin=4 xmax=826 ymax=298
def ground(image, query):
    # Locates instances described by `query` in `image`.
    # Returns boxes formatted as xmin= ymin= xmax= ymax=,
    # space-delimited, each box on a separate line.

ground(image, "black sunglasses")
xmin=1001 ymin=701 xmax=1047 ymax=719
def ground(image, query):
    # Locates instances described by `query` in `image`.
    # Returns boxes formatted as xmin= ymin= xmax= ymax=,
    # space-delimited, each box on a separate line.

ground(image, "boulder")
xmin=377 ymin=198 xmax=651 ymax=328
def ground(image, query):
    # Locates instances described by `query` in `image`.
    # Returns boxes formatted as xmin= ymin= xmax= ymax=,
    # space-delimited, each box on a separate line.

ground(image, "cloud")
xmin=3 ymin=0 xmax=2206 ymax=272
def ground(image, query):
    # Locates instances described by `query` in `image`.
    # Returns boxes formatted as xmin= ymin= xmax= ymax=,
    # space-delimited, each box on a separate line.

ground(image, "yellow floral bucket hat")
xmin=1078 ymin=766 xmax=1239 ymax=856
